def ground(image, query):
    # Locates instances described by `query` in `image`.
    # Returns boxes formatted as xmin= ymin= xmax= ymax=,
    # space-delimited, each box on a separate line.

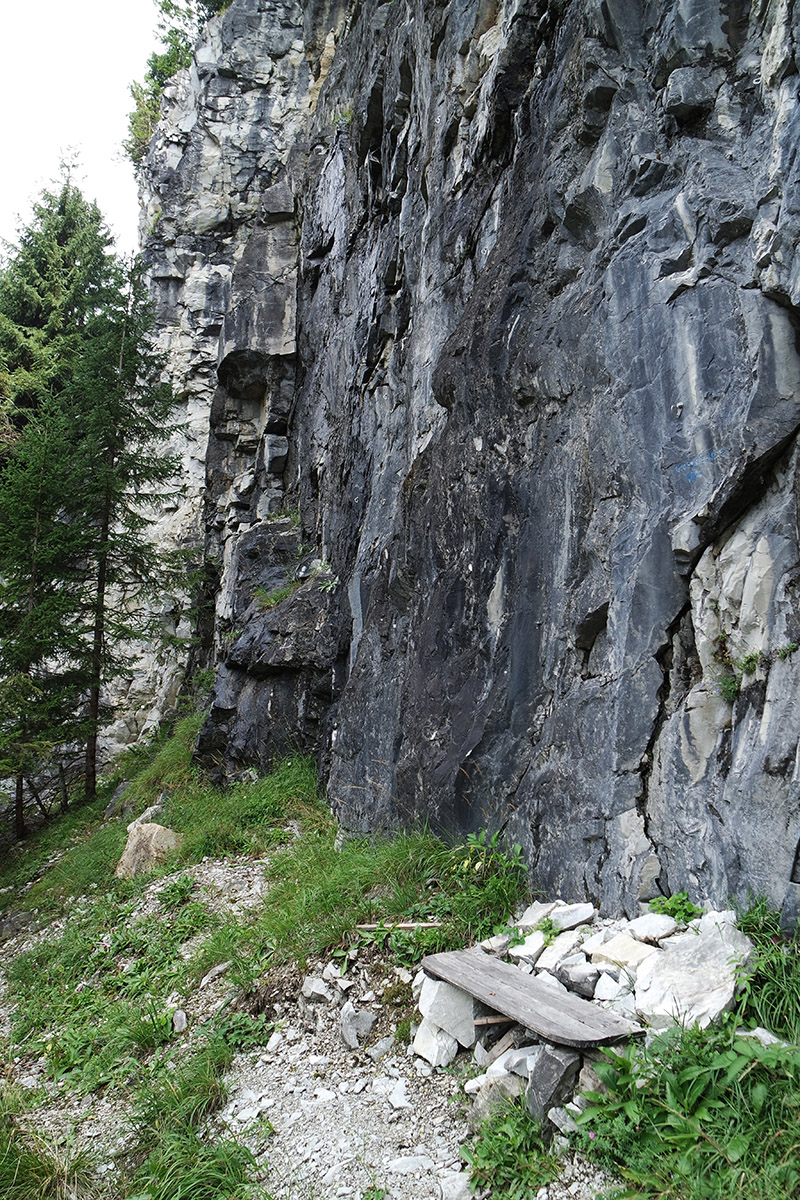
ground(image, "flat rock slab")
xmin=422 ymin=949 xmax=637 ymax=1047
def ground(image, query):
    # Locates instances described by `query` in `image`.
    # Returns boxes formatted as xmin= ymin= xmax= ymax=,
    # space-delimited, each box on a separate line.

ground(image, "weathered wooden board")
xmin=422 ymin=948 xmax=638 ymax=1047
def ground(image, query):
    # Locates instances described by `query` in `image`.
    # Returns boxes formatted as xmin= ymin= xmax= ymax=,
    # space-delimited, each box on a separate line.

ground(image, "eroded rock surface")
xmin=139 ymin=0 xmax=800 ymax=919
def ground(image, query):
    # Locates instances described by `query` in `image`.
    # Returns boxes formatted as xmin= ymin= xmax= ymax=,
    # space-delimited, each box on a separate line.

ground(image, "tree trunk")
xmin=59 ymin=762 xmax=69 ymax=813
xmin=85 ymin=499 xmax=110 ymax=799
xmin=25 ymin=775 xmax=51 ymax=820
xmin=15 ymin=772 xmax=26 ymax=839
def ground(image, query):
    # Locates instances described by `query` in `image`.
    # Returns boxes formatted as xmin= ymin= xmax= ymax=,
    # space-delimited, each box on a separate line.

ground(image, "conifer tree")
xmin=64 ymin=264 xmax=180 ymax=798
xmin=0 ymin=174 xmax=181 ymax=825
xmin=0 ymin=175 xmax=115 ymax=424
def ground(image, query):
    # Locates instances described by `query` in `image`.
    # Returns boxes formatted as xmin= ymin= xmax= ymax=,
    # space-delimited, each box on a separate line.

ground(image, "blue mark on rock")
xmin=673 ymin=448 xmax=727 ymax=483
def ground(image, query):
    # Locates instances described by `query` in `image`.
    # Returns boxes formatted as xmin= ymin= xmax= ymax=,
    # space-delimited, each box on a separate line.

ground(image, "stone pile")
xmin=410 ymin=899 xmax=753 ymax=1136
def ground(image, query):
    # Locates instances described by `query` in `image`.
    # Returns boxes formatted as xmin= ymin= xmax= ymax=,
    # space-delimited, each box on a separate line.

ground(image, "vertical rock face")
xmin=140 ymin=0 xmax=800 ymax=918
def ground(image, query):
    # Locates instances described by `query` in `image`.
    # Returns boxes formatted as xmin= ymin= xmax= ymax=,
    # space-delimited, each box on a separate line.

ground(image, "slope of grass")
xmin=0 ymin=714 xmax=529 ymax=1199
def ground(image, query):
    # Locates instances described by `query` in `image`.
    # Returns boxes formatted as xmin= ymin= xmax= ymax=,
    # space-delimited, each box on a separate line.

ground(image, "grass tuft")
xmin=461 ymin=1098 xmax=559 ymax=1198
xmin=0 ymin=1085 xmax=101 ymax=1200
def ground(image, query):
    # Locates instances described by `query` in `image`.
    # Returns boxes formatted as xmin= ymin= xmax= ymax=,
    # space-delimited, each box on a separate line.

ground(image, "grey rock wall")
xmin=140 ymin=0 xmax=800 ymax=919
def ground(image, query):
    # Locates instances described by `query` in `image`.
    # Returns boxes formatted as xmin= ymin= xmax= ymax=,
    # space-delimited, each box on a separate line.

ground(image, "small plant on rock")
xmin=649 ymin=891 xmax=702 ymax=923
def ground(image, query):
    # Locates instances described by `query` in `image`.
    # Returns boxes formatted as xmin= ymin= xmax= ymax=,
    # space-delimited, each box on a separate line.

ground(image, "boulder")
xmin=115 ymin=822 xmax=182 ymax=878
xmin=634 ymin=914 xmax=753 ymax=1029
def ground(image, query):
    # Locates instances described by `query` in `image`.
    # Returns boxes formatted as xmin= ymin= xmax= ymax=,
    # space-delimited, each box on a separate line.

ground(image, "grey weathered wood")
xmin=422 ymin=948 xmax=638 ymax=1047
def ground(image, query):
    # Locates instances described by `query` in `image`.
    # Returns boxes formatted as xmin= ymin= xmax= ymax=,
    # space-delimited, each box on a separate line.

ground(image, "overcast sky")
xmin=0 ymin=0 xmax=161 ymax=257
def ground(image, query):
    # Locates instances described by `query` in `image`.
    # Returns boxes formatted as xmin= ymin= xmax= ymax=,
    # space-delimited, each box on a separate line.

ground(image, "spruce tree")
xmin=0 ymin=175 xmax=181 ymax=824
xmin=64 ymin=263 xmax=180 ymax=798
xmin=0 ymin=399 xmax=89 ymax=834
xmin=0 ymin=175 xmax=115 ymax=424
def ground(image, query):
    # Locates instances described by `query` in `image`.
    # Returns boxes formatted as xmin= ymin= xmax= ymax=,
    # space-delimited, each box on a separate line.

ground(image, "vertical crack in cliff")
xmin=635 ymin=600 xmax=692 ymax=897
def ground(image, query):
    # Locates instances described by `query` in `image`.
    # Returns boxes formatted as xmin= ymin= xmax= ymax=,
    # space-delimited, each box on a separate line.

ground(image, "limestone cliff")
xmin=139 ymin=0 xmax=800 ymax=921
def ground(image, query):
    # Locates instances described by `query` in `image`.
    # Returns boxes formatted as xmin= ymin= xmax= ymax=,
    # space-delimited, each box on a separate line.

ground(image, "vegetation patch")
xmin=461 ymin=1098 xmax=559 ymax=1199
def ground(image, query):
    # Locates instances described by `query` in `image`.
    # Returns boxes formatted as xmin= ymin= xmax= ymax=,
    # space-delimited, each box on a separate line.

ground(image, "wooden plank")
xmin=485 ymin=1028 xmax=517 ymax=1064
xmin=422 ymin=948 xmax=638 ymax=1048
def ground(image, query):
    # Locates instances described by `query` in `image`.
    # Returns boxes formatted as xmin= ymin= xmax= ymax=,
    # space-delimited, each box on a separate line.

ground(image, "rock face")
xmin=139 ymin=0 xmax=800 ymax=919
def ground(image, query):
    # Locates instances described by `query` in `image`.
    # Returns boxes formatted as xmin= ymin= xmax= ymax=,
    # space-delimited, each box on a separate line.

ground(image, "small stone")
xmin=526 ymin=1046 xmax=581 ymax=1120
xmin=470 ymin=1074 xmax=525 ymax=1128
xmin=464 ymin=1074 xmax=487 ymax=1095
xmin=340 ymin=1000 xmax=377 ymax=1049
xmin=266 ymin=1030 xmax=283 ymax=1052
xmin=473 ymin=1040 xmax=490 ymax=1067
xmin=388 ymin=1080 xmax=412 ymax=1109
xmin=508 ymin=930 xmax=546 ymax=963
xmin=301 ymin=976 xmax=333 ymax=1004
xmin=387 ymin=1155 xmax=435 ymax=1173
xmin=549 ymin=903 xmax=596 ymax=931
xmin=547 ymin=1105 xmax=579 ymax=1134
xmin=536 ymin=931 xmax=583 ymax=973
xmin=419 ymin=977 xmax=476 ymax=1047
xmin=558 ymin=956 xmax=600 ymax=998
xmin=314 ymin=1087 xmax=336 ymax=1103
xmin=322 ymin=961 xmax=342 ymax=981
xmin=199 ymin=961 xmax=233 ymax=989
xmin=517 ymin=901 xmax=559 ymax=929
xmin=481 ymin=933 xmax=512 ymax=955
xmin=592 ymin=933 xmax=658 ymax=970
xmin=438 ymin=1170 xmax=472 ymax=1200
xmin=627 ymin=913 xmax=678 ymax=943
xmin=367 ymin=1034 xmax=395 ymax=1061
xmin=580 ymin=927 xmax=614 ymax=956
xmin=172 ymin=1009 xmax=188 ymax=1033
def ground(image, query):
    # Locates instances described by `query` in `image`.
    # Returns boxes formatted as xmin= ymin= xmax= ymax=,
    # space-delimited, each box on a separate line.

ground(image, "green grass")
xmin=576 ymin=1023 xmax=800 ymax=1200
xmin=461 ymin=1098 xmax=558 ymax=1198
xmin=735 ymin=897 xmax=800 ymax=1042
xmin=0 ymin=1084 xmax=102 ymax=1199
xmin=240 ymin=826 xmax=527 ymax=971
xmin=0 ymin=714 xmax=530 ymax=1200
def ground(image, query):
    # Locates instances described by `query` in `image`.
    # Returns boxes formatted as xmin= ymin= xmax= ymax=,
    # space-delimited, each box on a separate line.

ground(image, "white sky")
xmin=0 ymin=0 xmax=161 ymax=257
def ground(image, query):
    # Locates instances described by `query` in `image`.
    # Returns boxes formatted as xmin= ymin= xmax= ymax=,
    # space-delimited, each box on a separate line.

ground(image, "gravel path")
xmin=0 ymin=856 xmax=623 ymax=1199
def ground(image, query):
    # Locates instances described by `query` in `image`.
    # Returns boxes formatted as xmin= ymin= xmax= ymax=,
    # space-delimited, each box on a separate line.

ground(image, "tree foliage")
xmin=0 ymin=173 xmax=180 ymax=830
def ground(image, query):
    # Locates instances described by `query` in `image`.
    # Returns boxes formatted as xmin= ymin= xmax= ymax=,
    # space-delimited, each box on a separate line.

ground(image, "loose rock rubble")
xmin=409 ymin=897 xmax=754 ymax=1150
xmin=0 ymin=864 xmax=756 ymax=1200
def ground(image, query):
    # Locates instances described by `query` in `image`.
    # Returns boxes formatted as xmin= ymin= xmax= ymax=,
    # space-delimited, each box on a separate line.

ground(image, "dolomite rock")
xmin=507 ymin=930 xmax=546 ymax=963
xmin=536 ymin=931 xmax=584 ymax=973
xmin=626 ymin=913 xmax=679 ymax=943
xmin=592 ymin=933 xmax=659 ymax=971
xmin=549 ymin=903 xmax=597 ymax=932
xmin=340 ymin=1000 xmax=377 ymax=1049
xmin=115 ymin=823 xmax=182 ymax=879
xmin=634 ymin=918 xmax=753 ymax=1029
xmin=412 ymin=1017 xmax=458 ymax=1068
xmin=525 ymin=1046 xmax=582 ymax=1121
xmin=418 ymin=977 xmax=476 ymax=1047
xmin=135 ymin=0 xmax=800 ymax=924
